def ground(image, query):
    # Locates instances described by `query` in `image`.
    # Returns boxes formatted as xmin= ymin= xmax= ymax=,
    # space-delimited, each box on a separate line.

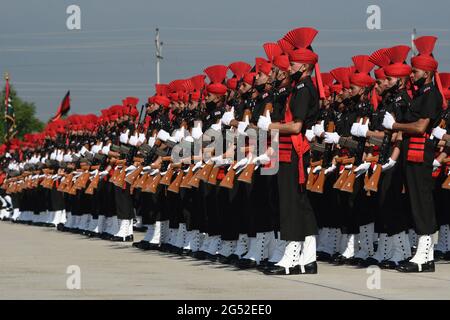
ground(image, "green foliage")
xmin=0 ymin=84 xmax=44 ymax=143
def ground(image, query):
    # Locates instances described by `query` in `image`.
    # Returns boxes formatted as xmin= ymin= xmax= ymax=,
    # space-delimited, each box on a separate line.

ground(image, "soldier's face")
xmin=385 ymin=76 xmax=399 ymax=89
xmin=255 ymin=71 xmax=269 ymax=85
xmin=350 ymin=84 xmax=363 ymax=97
xmin=238 ymin=83 xmax=251 ymax=95
xmin=375 ymin=79 xmax=387 ymax=95
xmin=411 ymin=68 xmax=427 ymax=83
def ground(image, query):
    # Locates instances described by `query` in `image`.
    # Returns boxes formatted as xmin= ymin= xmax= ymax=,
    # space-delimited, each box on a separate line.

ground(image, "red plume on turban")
xmin=228 ymin=61 xmax=251 ymax=79
xmin=411 ymin=36 xmax=438 ymax=72
xmin=439 ymin=72 xmax=450 ymax=101
xmin=330 ymin=67 xmax=351 ymax=90
xmin=263 ymin=43 xmax=283 ymax=62
xmin=204 ymin=65 xmax=228 ymax=96
xmin=350 ymin=55 xmax=375 ymax=87
xmin=384 ymin=45 xmax=412 ymax=78
xmin=369 ymin=48 xmax=390 ymax=80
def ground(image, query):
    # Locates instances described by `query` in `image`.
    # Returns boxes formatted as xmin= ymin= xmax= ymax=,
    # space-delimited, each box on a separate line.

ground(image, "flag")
xmin=3 ymin=72 xmax=16 ymax=142
xmin=51 ymin=90 xmax=71 ymax=122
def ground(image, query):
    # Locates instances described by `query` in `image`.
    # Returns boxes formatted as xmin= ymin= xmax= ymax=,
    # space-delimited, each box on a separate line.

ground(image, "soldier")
xmin=381 ymin=36 xmax=443 ymax=272
xmin=258 ymin=27 xmax=321 ymax=275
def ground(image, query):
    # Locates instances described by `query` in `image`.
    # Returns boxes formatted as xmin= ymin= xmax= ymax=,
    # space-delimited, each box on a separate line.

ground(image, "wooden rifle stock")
xmin=442 ymin=158 xmax=450 ymax=190
xmin=125 ymin=165 xmax=143 ymax=185
xmin=333 ymin=157 xmax=355 ymax=190
xmin=310 ymin=120 xmax=336 ymax=194
xmin=113 ymin=167 xmax=127 ymax=188
xmin=85 ymin=173 xmax=100 ymax=195
xmin=340 ymin=167 xmax=356 ymax=193
xmin=306 ymin=160 xmax=323 ymax=191
xmin=219 ymin=161 xmax=237 ymax=189
xmin=207 ymin=166 xmax=220 ymax=185
xmin=134 ymin=172 xmax=149 ymax=190
xmin=197 ymin=162 xmax=214 ymax=182
xmin=159 ymin=166 xmax=175 ymax=186
xmin=237 ymin=163 xmax=256 ymax=184
xmin=147 ymin=173 xmax=162 ymax=193
xmin=168 ymin=169 xmax=184 ymax=193
xmin=364 ymin=155 xmax=382 ymax=192
xmin=180 ymin=165 xmax=194 ymax=189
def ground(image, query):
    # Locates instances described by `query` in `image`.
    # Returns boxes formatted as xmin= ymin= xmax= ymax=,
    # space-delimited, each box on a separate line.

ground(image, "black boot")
xmin=236 ymin=258 xmax=258 ymax=269
xmin=316 ymin=251 xmax=332 ymax=262
xmin=396 ymin=261 xmax=435 ymax=273
xmin=434 ymin=250 xmax=445 ymax=261
xmin=331 ymin=254 xmax=348 ymax=265
xmin=444 ymin=252 xmax=450 ymax=261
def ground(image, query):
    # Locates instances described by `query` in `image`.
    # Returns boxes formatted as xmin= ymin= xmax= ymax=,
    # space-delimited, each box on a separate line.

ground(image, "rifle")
xmin=333 ymin=156 xmax=356 ymax=189
xmin=167 ymin=164 xmax=189 ymax=194
xmin=219 ymin=161 xmax=238 ymax=189
xmin=310 ymin=120 xmax=336 ymax=194
xmin=340 ymin=116 xmax=370 ymax=193
xmin=85 ymin=172 xmax=100 ymax=195
xmin=441 ymin=157 xmax=450 ymax=190
xmin=237 ymin=103 xmax=273 ymax=184
xmin=306 ymin=160 xmax=323 ymax=190
xmin=364 ymin=132 xmax=392 ymax=192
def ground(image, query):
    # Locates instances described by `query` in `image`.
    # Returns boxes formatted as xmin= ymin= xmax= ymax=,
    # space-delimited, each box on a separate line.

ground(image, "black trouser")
xmin=277 ymin=151 xmax=317 ymax=241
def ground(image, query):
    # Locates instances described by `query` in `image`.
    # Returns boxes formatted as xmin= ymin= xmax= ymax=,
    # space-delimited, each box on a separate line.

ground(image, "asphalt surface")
xmin=1 ymin=221 xmax=450 ymax=300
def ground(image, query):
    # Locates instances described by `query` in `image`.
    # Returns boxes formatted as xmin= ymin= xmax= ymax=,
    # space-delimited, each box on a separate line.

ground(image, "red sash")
xmin=280 ymin=95 xmax=311 ymax=185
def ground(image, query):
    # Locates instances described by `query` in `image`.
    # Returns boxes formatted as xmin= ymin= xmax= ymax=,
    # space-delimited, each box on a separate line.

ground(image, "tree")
xmin=0 ymin=84 xmax=44 ymax=143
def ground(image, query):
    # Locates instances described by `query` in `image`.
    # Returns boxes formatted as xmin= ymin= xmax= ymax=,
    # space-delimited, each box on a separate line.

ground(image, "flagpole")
xmin=4 ymin=72 xmax=10 ymax=143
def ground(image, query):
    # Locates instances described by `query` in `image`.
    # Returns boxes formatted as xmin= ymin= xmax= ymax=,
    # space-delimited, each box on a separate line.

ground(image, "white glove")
xmin=350 ymin=122 xmax=360 ymax=137
xmin=150 ymin=169 xmax=160 ymax=176
xmin=174 ymin=127 xmax=186 ymax=142
xmin=344 ymin=164 xmax=353 ymax=171
xmin=324 ymin=164 xmax=337 ymax=175
xmin=257 ymin=115 xmax=271 ymax=131
xmin=213 ymin=157 xmax=231 ymax=166
xmin=128 ymin=134 xmax=139 ymax=146
xmin=91 ymin=143 xmax=103 ymax=154
xmin=210 ymin=123 xmax=222 ymax=132
xmin=89 ymin=169 xmax=99 ymax=176
xmin=431 ymin=126 xmax=447 ymax=140
xmin=233 ymin=157 xmax=249 ymax=171
xmin=191 ymin=122 xmax=203 ymax=140
xmin=211 ymin=155 xmax=223 ymax=163
xmin=138 ymin=133 xmax=146 ymax=144
xmin=253 ymin=154 xmax=271 ymax=170
xmin=382 ymin=112 xmax=395 ymax=130
xmin=237 ymin=121 xmax=249 ymax=136
xmin=99 ymin=170 xmax=109 ymax=177
xmin=125 ymin=165 xmax=136 ymax=173
xmin=142 ymin=166 xmax=151 ymax=172
xmin=167 ymin=136 xmax=177 ymax=144
xmin=157 ymin=129 xmax=170 ymax=142
xmin=192 ymin=161 xmax=203 ymax=172
xmin=381 ymin=158 xmax=396 ymax=172
xmin=357 ymin=121 xmax=369 ymax=137
xmin=324 ymin=132 xmax=340 ymax=144
xmin=221 ymin=107 xmax=235 ymax=126
xmin=148 ymin=136 xmax=156 ymax=147
xmin=313 ymin=120 xmax=325 ymax=137
xmin=312 ymin=166 xmax=322 ymax=174
xmin=433 ymin=159 xmax=441 ymax=172
xmin=101 ymin=144 xmax=111 ymax=155
xmin=354 ymin=162 xmax=371 ymax=178
xmin=79 ymin=146 xmax=88 ymax=156
xmin=305 ymin=129 xmax=315 ymax=142
xmin=56 ymin=152 xmax=63 ymax=162
xmin=119 ymin=130 xmax=130 ymax=144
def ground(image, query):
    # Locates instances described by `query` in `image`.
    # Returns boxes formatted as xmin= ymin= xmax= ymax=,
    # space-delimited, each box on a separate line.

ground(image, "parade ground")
xmin=1 ymin=222 xmax=449 ymax=300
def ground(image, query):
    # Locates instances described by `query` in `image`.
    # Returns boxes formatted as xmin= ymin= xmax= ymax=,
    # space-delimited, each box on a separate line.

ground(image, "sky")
xmin=0 ymin=0 xmax=449 ymax=121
